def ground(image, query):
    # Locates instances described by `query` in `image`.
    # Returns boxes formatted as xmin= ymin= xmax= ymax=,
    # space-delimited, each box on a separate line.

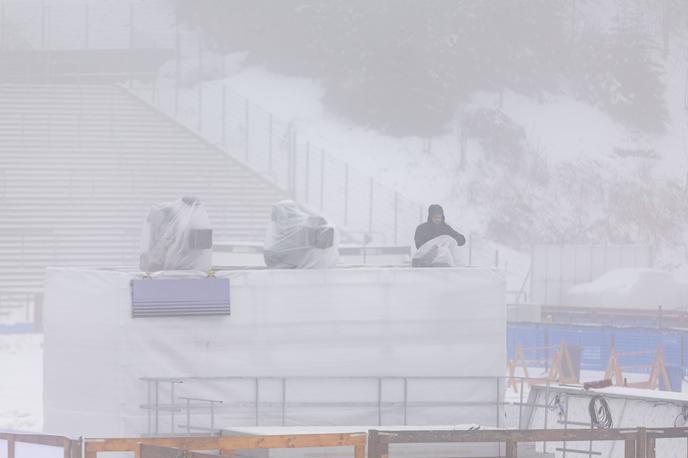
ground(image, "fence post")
xmin=291 ymin=130 xmax=298 ymax=197
xmin=305 ymin=142 xmax=310 ymax=203
xmin=268 ymin=113 xmax=273 ymax=176
xmin=0 ymin=3 xmax=5 ymax=51
xmin=174 ymin=28 xmax=180 ymax=116
xmin=84 ymin=5 xmax=89 ymax=48
xmin=197 ymin=36 xmax=203 ymax=131
xmin=393 ymin=192 xmax=398 ymax=245
xmin=368 ymin=178 xmax=374 ymax=236
xmin=255 ymin=377 xmax=259 ymax=426
xmin=221 ymin=85 xmax=227 ymax=146
xmin=128 ymin=3 xmax=134 ymax=48
xmin=244 ymin=99 xmax=250 ymax=161
xmin=41 ymin=1 xmax=46 ymax=49
xmin=319 ymin=149 xmax=325 ymax=211
xmin=377 ymin=377 xmax=382 ymax=426
xmin=344 ymin=164 xmax=349 ymax=226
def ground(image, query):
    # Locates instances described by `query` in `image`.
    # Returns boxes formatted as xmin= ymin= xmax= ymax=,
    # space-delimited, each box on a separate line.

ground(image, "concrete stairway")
xmin=0 ymin=83 xmax=288 ymax=295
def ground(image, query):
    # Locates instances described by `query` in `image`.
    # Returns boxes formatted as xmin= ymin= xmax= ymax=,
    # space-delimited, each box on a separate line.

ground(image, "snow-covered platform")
xmin=526 ymin=384 xmax=688 ymax=457
xmin=42 ymin=266 xmax=505 ymax=437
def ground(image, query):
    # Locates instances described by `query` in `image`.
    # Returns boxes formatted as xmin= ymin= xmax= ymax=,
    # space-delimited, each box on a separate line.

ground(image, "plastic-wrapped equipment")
xmin=412 ymin=235 xmax=463 ymax=268
xmin=139 ymin=196 xmax=213 ymax=272
xmin=264 ymin=200 xmax=339 ymax=269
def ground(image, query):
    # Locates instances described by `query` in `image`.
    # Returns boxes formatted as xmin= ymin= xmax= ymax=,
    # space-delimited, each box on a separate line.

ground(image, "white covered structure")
xmin=43 ymin=266 xmax=505 ymax=437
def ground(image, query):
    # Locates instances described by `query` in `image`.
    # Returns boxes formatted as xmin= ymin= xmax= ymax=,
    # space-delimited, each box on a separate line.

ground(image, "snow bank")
xmin=564 ymin=268 xmax=688 ymax=310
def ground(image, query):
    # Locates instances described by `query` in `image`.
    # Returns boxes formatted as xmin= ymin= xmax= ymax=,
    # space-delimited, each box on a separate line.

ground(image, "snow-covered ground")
xmin=0 ymin=335 xmax=42 ymax=432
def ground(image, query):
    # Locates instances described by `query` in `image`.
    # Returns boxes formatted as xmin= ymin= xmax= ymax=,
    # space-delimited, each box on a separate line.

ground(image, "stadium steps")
xmin=0 ymin=83 xmax=289 ymax=297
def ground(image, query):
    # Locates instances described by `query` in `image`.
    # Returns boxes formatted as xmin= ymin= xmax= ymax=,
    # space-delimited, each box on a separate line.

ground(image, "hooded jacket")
xmin=414 ymin=204 xmax=466 ymax=249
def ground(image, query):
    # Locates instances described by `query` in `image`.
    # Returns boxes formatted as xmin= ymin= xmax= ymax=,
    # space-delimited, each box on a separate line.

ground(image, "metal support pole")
xmin=170 ymin=381 xmax=176 ymax=433
xmin=344 ymin=164 xmax=349 ymax=226
xmin=147 ymin=380 xmax=152 ymax=435
xmin=41 ymin=1 xmax=46 ymax=49
xmin=197 ymin=35 xmax=203 ymax=131
xmin=244 ymin=99 xmax=250 ymax=161
xmin=393 ymin=192 xmax=398 ymax=245
xmin=305 ymin=142 xmax=311 ymax=202
xmin=128 ymin=3 xmax=134 ymax=48
xmin=290 ymin=131 xmax=297 ymax=196
xmin=268 ymin=113 xmax=273 ymax=176
xmin=518 ymin=377 xmax=524 ymax=429
xmin=128 ymin=3 xmax=134 ymax=88
xmin=0 ymin=4 xmax=5 ymax=51
xmin=154 ymin=380 xmax=159 ymax=434
xmin=320 ymin=149 xmax=325 ymax=211
xmin=186 ymin=398 xmax=191 ymax=434
xmin=495 ymin=378 xmax=500 ymax=428
xmin=221 ymin=85 xmax=227 ymax=146
xmin=254 ymin=378 xmax=259 ymax=426
xmin=368 ymin=178 xmax=374 ymax=235
xmin=281 ymin=378 xmax=286 ymax=426
xmin=403 ymin=378 xmax=408 ymax=426
xmin=84 ymin=5 xmax=89 ymax=48
xmin=377 ymin=378 xmax=382 ymax=426
xmin=174 ymin=30 xmax=180 ymax=116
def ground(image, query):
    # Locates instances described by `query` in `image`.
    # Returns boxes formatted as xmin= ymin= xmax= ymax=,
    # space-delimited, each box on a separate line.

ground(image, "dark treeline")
xmin=178 ymin=0 xmax=680 ymax=136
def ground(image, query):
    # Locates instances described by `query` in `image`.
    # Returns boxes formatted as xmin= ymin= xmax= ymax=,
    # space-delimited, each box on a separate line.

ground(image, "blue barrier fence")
xmin=507 ymin=322 xmax=686 ymax=373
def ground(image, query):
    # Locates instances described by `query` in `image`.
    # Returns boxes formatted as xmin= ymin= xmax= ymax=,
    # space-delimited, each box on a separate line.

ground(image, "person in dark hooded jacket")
xmin=414 ymin=204 xmax=465 ymax=249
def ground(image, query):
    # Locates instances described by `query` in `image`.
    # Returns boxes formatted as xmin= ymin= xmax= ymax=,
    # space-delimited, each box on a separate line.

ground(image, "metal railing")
xmin=139 ymin=375 xmax=566 ymax=436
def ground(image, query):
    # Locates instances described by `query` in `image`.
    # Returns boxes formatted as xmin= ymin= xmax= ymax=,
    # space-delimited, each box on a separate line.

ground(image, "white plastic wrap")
xmin=139 ymin=196 xmax=213 ymax=272
xmin=264 ymin=200 xmax=339 ymax=269
xmin=43 ymin=266 xmax=505 ymax=437
xmin=412 ymin=235 xmax=463 ymax=267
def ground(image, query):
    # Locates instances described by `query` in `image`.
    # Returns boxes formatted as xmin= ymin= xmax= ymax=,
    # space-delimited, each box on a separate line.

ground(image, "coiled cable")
xmin=588 ymin=395 xmax=613 ymax=429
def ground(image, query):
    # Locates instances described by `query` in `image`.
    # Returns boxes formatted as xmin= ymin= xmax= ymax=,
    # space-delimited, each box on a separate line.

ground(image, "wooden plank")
xmin=217 ymin=432 xmax=367 ymax=449
xmin=86 ymin=432 xmax=366 ymax=455
xmin=140 ymin=443 xmax=223 ymax=458
xmin=624 ymin=439 xmax=636 ymax=458
xmin=374 ymin=428 xmax=637 ymax=444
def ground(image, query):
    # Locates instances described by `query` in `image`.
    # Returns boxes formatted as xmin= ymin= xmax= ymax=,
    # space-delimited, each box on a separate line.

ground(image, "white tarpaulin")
xmin=43 ymin=267 xmax=505 ymax=437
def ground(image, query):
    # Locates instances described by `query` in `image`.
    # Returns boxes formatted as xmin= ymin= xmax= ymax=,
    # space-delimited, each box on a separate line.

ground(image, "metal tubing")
xmin=244 ymin=99 xmax=250 ymax=160
xmin=305 ymin=142 xmax=310 ymax=202
xmin=221 ymin=86 xmax=227 ymax=146
xmin=344 ymin=164 xmax=349 ymax=226
xmin=171 ymin=381 xmax=175 ymax=433
xmin=377 ymin=378 xmax=382 ymax=426
xmin=268 ymin=113 xmax=273 ymax=176
xmin=84 ymin=5 xmax=89 ymax=48
xmin=154 ymin=380 xmax=159 ymax=434
xmin=319 ymin=149 xmax=325 ymax=211
xmin=255 ymin=378 xmax=259 ymax=426
xmin=403 ymin=378 xmax=408 ymax=426
xmin=281 ymin=378 xmax=286 ymax=426
xmin=368 ymin=178 xmax=374 ymax=235
xmin=393 ymin=192 xmax=398 ymax=245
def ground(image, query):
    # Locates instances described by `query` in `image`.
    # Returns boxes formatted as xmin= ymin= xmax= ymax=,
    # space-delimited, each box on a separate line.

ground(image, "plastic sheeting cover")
xmin=43 ymin=266 xmax=505 ymax=437
xmin=264 ymin=200 xmax=339 ymax=269
xmin=139 ymin=196 xmax=213 ymax=272
xmin=412 ymin=235 xmax=464 ymax=268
